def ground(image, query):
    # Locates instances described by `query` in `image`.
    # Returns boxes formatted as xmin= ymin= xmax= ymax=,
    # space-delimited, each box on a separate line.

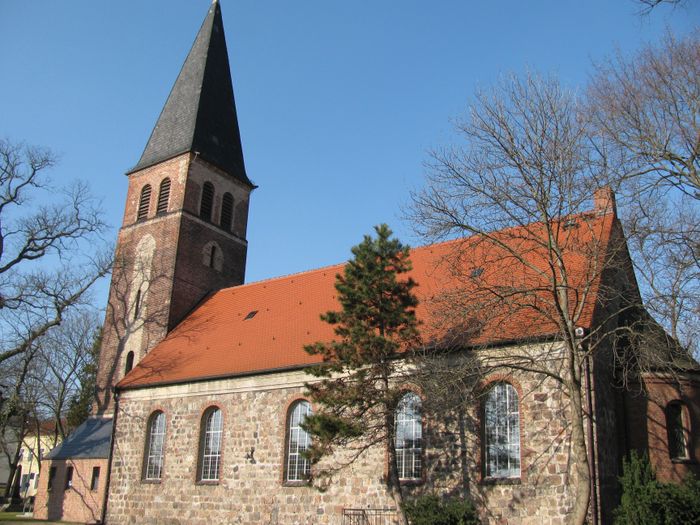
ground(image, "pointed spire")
xmin=130 ymin=1 xmax=252 ymax=187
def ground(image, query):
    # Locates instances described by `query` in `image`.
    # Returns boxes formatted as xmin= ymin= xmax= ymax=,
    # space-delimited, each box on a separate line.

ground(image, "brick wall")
xmin=625 ymin=374 xmax=700 ymax=483
xmin=95 ymin=154 xmax=252 ymax=415
xmin=33 ymin=458 xmax=109 ymax=524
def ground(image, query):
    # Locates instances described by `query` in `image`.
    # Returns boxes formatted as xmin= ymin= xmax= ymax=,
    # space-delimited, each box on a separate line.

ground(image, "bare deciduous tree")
xmin=0 ymin=138 xmax=110 ymax=500
xmin=0 ymin=138 xmax=110 ymax=367
xmin=589 ymin=33 xmax=700 ymax=356
xmin=635 ymin=0 xmax=693 ymax=15
xmin=410 ymin=74 xmax=668 ymax=525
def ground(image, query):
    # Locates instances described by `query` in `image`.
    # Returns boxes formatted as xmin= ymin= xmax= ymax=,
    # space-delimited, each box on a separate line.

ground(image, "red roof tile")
xmin=118 ymin=211 xmax=617 ymax=389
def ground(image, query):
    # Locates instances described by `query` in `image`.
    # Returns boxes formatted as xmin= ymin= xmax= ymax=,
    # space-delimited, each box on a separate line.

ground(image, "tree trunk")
xmin=2 ymin=447 xmax=21 ymax=501
xmin=568 ymin=380 xmax=592 ymax=525
xmin=385 ymin=414 xmax=408 ymax=525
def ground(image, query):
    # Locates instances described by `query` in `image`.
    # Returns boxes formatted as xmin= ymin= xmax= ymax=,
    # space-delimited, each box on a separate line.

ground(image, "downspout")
xmin=584 ymin=353 xmax=600 ymax=525
xmin=101 ymin=390 xmax=120 ymax=525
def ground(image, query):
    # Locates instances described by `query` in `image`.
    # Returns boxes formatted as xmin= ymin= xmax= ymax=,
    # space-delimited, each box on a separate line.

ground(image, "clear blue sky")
xmin=0 ymin=1 xmax=697 ymax=307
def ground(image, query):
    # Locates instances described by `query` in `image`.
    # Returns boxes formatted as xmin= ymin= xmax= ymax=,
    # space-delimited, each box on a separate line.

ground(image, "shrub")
xmin=403 ymin=495 xmax=480 ymax=525
xmin=614 ymin=451 xmax=700 ymax=525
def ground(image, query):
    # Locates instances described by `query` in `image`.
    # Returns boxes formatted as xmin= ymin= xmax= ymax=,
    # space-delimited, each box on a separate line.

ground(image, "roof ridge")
xmin=220 ymin=210 xmax=611 ymax=294
xmin=220 ymin=261 xmax=346 ymax=292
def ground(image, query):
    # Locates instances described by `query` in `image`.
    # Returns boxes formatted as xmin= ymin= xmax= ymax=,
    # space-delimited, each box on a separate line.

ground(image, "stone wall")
xmin=33 ymin=458 xmax=108 ymax=524
xmin=106 ymin=360 xmax=591 ymax=525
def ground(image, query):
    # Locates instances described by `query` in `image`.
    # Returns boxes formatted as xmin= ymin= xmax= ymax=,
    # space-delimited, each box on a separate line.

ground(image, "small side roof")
xmin=45 ymin=418 xmax=113 ymax=460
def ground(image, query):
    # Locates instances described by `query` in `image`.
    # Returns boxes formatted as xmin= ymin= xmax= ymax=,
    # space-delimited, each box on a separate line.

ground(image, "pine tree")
xmin=303 ymin=224 xmax=420 ymax=525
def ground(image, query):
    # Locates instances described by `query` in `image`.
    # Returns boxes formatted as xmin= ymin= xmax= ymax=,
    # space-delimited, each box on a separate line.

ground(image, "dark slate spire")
xmin=130 ymin=0 xmax=252 ymax=186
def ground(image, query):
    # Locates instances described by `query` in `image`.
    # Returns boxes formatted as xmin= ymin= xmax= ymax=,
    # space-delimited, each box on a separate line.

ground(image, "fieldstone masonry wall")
xmin=107 ymin=364 xmax=586 ymax=525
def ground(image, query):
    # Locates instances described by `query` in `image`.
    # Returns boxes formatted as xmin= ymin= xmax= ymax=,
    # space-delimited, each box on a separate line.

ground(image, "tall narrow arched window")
xmin=667 ymin=401 xmax=690 ymax=460
xmin=143 ymin=411 xmax=166 ymax=481
xmin=285 ymin=400 xmax=312 ymax=482
xmin=395 ymin=392 xmax=422 ymax=480
xmin=198 ymin=407 xmax=222 ymax=481
xmin=156 ymin=178 xmax=171 ymax=215
xmin=124 ymin=351 xmax=134 ymax=375
xmin=484 ymin=382 xmax=520 ymax=478
xmin=220 ymin=192 xmax=234 ymax=232
xmin=200 ymin=182 xmax=214 ymax=222
xmin=137 ymin=184 xmax=152 ymax=221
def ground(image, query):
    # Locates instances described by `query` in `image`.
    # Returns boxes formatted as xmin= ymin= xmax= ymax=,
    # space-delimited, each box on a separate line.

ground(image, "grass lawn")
xmin=0 ymin=513 xmax=80 ymax=524
xmin=0 ymin=513 xmax=33 ymax=522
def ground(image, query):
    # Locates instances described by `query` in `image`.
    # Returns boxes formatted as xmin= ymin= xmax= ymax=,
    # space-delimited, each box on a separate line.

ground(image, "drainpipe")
xmin=101 ymin=390 xmax=120 ymax=525
xmin=584 ymin=354 xmax=600 ymax=525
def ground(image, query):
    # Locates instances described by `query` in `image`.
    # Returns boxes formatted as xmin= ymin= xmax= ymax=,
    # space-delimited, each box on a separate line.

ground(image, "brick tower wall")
xmin=94 ymin=153 xmax=252 ymax=415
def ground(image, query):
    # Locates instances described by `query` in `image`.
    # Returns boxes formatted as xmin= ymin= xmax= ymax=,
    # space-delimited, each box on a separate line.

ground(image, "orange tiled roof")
xmin=118 ymin=211 xmax=617 ymax=389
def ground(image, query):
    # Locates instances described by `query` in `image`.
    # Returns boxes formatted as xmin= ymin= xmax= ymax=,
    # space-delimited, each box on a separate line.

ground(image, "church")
xmin=33 ymin=2 xmax=700 ymax=524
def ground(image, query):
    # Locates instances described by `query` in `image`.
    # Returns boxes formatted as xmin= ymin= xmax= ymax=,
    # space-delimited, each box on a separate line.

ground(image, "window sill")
xmin=480 ymin=477 xmax=521 ymax=486
xmin=141 ymin=479 xmax=162 ymax=484
xmin=399 ymin=478 xmax=424 ymax=487
xmin=195 ymin=480 xmax=219 ymax=486
xmin=282 ymin=480 xmax=311 ymax=488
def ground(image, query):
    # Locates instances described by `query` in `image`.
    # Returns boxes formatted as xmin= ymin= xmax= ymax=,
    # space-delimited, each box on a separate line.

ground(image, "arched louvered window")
xmin=484 ymin=382 xmax=520 ymax=478
xmin=124 ymin=351 xmax=134 ymax=374
xmin=156 ymin=178 xmax=171 ymax=215
xmin=220 ymin=193 xmax=234 ymax=232
xmin=137 ymin=185 xmax=152 ymax=221
xmin=285 ymin=400 xmax=312 ymax=482
xmin=143 ymin=411 xmax=166 ymax=480
xmin=395 ymin=392 xmax=422 ymax=480
xmin=198 ymin=407 xmax=222 ymax=481
xmin=667 ymin=401 xmax=690 ymax=460
xmin=200 ymin=182 xmax=214 ymax=222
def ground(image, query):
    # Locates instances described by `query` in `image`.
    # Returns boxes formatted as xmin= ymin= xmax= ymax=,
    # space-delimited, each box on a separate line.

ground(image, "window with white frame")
xmin=198 ymin=407 xmax=222 ymax=481
xmin=395 ymin=392 xmax=422 ymax=480
xmin=286 ymin=400 xmax=312 ymax=482
xmin=143 ymin=411 xmax=166 ymax=480
xmin=484 ymin=382 xmax=520 ymax=478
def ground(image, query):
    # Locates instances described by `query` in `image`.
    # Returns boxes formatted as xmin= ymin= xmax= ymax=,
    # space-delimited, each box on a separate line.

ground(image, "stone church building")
xmin=33 ymin=2 xmax=700 ymax=524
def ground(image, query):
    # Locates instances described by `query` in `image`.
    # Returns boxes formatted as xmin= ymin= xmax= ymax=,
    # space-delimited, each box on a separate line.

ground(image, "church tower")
xmin=95 ymin=0 xmax=253 ymax=414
